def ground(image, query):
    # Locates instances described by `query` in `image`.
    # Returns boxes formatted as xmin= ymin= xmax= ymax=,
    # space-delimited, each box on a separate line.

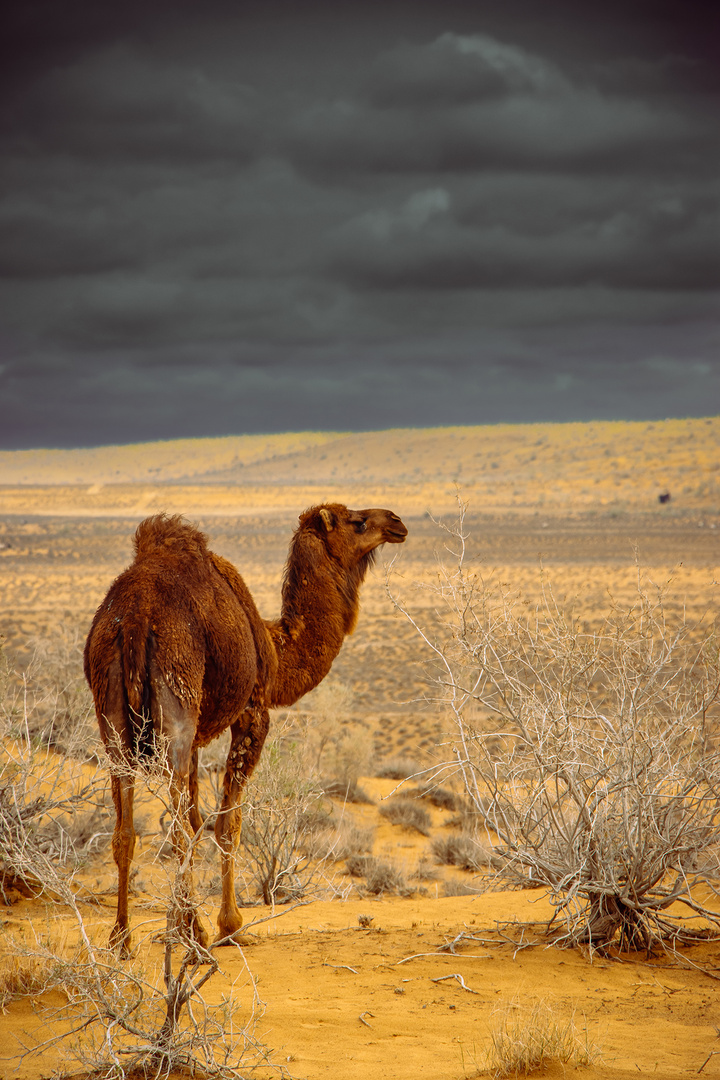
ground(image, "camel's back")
xmin=85 ymin=515 xmax=273 ymax=728
xmin=133 ymin=514 xmax=210 ymax=563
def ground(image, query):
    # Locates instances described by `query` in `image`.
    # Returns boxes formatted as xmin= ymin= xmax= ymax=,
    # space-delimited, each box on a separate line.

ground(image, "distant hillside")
xmin=0 ymin=418 xmax=718 ymax=519
xmin=0 ymin=432 xmax=345 ymax=485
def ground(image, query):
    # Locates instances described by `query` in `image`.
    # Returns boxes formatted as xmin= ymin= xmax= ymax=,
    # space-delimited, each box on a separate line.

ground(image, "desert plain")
xmin=1 ymin=416 xmax=719 ymax=1079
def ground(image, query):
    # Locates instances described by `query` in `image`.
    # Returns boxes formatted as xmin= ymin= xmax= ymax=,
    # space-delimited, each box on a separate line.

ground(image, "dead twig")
xmin=397 ymin=951 xmax=491 ymax=965
xmin=430 ymin=973 xmax=478 ymax=994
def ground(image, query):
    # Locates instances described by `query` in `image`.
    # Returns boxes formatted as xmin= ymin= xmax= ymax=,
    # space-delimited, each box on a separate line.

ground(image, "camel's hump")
xmin=133 ymin=513 xmax=209 ymax=561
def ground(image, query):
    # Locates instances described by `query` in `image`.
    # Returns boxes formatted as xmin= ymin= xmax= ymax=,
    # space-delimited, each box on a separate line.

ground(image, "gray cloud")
xmin=326 ymin=179 xmax=719 ymax=293
xmin=2 ymin=321 xmax=717 ymax=448
xmin=5 ymin=43 xmax=264 ymax=165
xmin=368 ymin=32 xmax=568 ymax=106
xmin=288 ymin=32 xmax=707 ymax=178
xmin=0 ymin=2 xmax=717 ymax=448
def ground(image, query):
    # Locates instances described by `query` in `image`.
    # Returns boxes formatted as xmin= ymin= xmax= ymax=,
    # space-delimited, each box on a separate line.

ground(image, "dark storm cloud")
xmin=288 ymin=31 xmax=708 ymax=177
xmin=0 ymin=1 xmax=718 ymax=448
xmin=327 ymin=179 xmax=720 ymax=292
xmin=4 ymin=43 xmax=263 ymax=165
xmin=368 ymin=32 xmax=564 ymax=107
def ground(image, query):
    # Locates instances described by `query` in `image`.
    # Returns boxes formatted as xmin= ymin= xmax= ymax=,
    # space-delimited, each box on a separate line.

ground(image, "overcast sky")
xmin=1 ymin=0 xmax=718 ymax=449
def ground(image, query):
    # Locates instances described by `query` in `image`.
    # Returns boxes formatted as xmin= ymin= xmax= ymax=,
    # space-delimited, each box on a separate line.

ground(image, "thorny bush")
xmin=388 ymin=501 xmax=720 ymax=953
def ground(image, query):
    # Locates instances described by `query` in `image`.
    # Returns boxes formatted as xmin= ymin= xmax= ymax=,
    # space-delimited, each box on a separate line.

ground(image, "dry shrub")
xmin=412 ymin=856 xmax=440 ymax=882
xmin=0 ymin=756 xmax=274 ymax=1079
xmin=296 ymin=679 xmax=374 ymax=797
xmin=0 ymin=675 xmax=109 ymax=902
xmin=320 ymin=778 xmax=374 ymax=803
xmin=240 ymin=725 xmax=325 ymax=905
xmin=0 ymin=643 xmax=276 ymax=1078
xmin=0 ymin=943 xmax=55 ymax=1010
xmin=443 ymin=879 xmax=480 ymax=897
xmin=5 ymin=625 xmax=98 ymax=757
xmin=329 ymin=820 xmax=376 ymax=861
xmin=362 ymin=858 xmax=411 ymax=897
xmin=484 ymin=1000 xmax=596 ymax=1077
xmin=389 ymin=499 xmax=720 ymax=953
xmin=375 ymin=757 xmax=421 ymax=781
xmin=380 ymin=797 xmax=432 ymax=836
xmin=432 ymin=833 xmax=490 ymax=872
xmin=404 ymin=783 xmax=462 ymax=811
xmin=345 ymin=854 xmax=411 ymax=896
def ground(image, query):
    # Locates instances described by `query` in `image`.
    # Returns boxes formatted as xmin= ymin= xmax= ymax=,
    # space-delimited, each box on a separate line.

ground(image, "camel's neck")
xmin=266 ymin=611 xmax=346 ymax=708
xmin=266 ymin=540 xmax=370 ymax=708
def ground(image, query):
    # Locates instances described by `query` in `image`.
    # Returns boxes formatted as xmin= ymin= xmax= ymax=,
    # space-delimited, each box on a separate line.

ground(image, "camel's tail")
xmin=121 ymin=623 xmax=155 ymax=759
xmin=84 ymin=610 xmax=156 ymax=760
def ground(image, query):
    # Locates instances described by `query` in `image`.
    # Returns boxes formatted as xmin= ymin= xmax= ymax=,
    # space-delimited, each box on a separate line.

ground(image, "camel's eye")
xmin=355 ymin=519 xmax=367 ymax=533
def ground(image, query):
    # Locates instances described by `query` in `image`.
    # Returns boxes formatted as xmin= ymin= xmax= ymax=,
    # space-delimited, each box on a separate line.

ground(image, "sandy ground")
xmin=1 ymin=417 xmax=720 ymax=1078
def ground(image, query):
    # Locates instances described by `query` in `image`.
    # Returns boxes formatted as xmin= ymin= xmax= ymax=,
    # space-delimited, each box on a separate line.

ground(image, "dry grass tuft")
xmin=483 ymin=1000 xmax=597 ymax=1077
xmin=374 ymin=758 xmax=421 ymax=781
xmin=404 ymin=784 xmax=462 ymax=811
xmin=345 ymin=854 xmax=412 ymax=896
xmin=331 ymin=821 xmax=376 ymax=861
xmin=0 ymin=946 xmax=54 ymax=1010
xmin=379 ymin=797 xmax=431 ymax=836
xmin=443 ymin=879 xmax=480 ymax=897
xmin=320 ymin=778 xmax=374 ymax=804
xmin=432 ymin=833 xmax=490 ymax=871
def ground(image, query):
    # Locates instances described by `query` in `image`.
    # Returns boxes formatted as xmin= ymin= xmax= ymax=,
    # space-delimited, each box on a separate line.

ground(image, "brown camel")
xmin=84 ymin=503 xmax=407 ymax=952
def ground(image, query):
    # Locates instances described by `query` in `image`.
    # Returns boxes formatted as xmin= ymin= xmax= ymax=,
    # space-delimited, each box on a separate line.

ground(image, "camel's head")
xmin=299 ymin=503 xmax=407 ymax=566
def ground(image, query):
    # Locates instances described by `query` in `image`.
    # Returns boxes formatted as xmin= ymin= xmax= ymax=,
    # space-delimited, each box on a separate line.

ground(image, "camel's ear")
xmin=319 ymin=507 xmax=334 ymax=532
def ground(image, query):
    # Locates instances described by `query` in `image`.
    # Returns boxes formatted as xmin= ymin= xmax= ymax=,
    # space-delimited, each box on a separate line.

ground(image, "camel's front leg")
xmin=216 ymin=704 xmax=270 ymax=942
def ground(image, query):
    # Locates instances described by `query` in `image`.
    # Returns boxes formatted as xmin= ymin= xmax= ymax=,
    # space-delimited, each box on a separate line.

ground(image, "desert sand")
xmin=1 ymin=417 xmax=719 ymax=1079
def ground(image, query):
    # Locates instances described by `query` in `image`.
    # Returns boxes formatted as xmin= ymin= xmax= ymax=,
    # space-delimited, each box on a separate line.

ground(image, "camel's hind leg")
xmin=149 ymin=660 xmax=209 ymax=949
xmin=188 ymin=749 xmax=203 ymax=835
xmin=216 ymin=703 xmax=270 ymax=942
xmin=109 ymin=772 xmax=136 ymax=957
xmin=99 ymin=657 xmax=137 ymax=957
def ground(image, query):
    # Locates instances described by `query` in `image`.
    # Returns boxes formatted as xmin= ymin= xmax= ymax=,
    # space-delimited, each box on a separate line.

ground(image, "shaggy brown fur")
xmin=84 ymin=503 xmax=407 ymax=952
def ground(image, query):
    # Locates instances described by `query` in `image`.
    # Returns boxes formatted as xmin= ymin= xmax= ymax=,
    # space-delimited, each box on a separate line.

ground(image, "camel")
xmin=84 ymin=503 xmax=407 ymax=953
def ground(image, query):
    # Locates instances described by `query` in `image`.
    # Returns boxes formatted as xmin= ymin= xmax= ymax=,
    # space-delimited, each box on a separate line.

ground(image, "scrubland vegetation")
xmin=389 ymin=500 xmax=720 ymax=955
xmin=1 ymin=418 xmax=719 ymax=1078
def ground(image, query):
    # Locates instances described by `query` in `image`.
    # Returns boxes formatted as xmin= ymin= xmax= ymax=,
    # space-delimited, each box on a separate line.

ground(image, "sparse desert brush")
xmin=482 ymin=1000 xmax=596 ymax=1078
xmin=0 ymin=655 xmax=109 ymax=901
xmin=0 ymin=943 xmax=55 ymax=1010
xmin=404 ymin=783 xmax=462 ymax=811
xmin=379 ymin=797 xmax=432 ymax=836
xmin=240 ymin=721 xmax=326 ymax=905
xmin=345 ymin=853 xmax=373 ymax=878
xmin=328 ymin=820 xmax=376 ymax=861
xmin=346 ymin=854 xmax=411 ymax=896
xmin=0 ymin=732 xmax=273 ymax=1077
xmin=320 ymin=777 xmax=374 ymax=803
xmin=295 ymin=678 xmax=374 ymax=792
xmin=412 ymin=856 xmax=440 ymax=882
xmin=432 ymin=833 xmax=489 ymax=872
xmin=443 ymin=878 xmax=480 ymax=897
xmin=8 ymin=624 xmax=98 ymax=756
xmin=375 ymin=757 xmax=422 ymax=780
xmin=389 ymin=497 xmax=720 ymax=953
xmin=362 ymin=857 xmax=411 ymax=897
